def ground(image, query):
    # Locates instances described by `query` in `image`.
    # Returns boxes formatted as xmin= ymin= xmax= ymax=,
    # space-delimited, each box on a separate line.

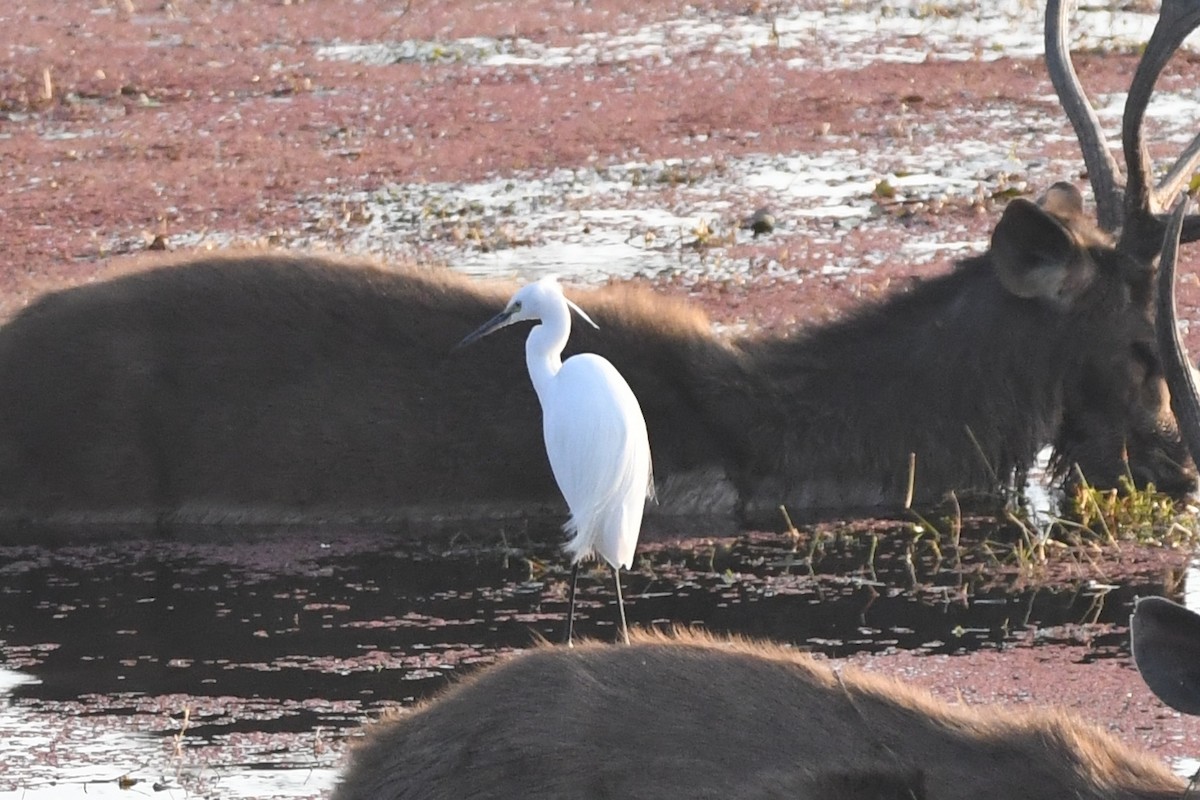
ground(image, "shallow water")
xmin=190 ymin=91 xmax=1200 ymax=288
xmin=0 ymin=522 xmax=1182 ymax=798
xmin=166 ymin=0 xmax=1200 ymax=287
xmin=316 ymin=1 xmax=1189 ymax=73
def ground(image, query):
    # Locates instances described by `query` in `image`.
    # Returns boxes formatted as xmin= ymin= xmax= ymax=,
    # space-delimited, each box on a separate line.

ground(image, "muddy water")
xmin=0 ymin=522 xmax=1180 ymax=798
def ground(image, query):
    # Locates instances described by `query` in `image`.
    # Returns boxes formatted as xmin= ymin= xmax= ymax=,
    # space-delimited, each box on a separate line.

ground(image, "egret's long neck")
xmin=525 ymin=300 xmax=571 ymax=405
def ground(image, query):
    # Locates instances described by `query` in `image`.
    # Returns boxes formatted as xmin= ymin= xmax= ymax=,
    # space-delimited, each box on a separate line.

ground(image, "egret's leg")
xmin=613 ymin=566 xmax=630 ymax=645
xmin=564 ymin=561 xmax=581 ymax=647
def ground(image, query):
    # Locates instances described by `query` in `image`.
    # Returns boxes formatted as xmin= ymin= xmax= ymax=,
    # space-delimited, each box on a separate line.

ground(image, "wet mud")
xmin=1 ymin=522 xmax=1196 ymax=797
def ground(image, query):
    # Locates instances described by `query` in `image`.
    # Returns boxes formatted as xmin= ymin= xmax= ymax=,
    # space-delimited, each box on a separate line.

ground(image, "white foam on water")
xmin=317 ymin=1 xmax=1194 ymax=73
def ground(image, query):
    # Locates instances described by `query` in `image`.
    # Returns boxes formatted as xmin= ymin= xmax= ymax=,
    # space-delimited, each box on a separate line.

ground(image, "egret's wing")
xmin=543 ymin=354 xmax=652 ymax=569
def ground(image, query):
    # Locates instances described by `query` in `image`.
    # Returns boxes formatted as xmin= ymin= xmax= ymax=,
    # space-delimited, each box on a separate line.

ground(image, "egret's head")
xmin=455 ymin=277 xmax=598 ymax=350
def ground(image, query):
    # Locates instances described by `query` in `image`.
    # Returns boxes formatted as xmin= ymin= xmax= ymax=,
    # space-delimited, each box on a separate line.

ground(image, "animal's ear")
xmin=1131 ymin=596 xmax=1200 ymax=715
xmin=1039 ymin=181 xmax=1085 ymax=218
xmin=990 ymin=198 xmax=1093 ymax=302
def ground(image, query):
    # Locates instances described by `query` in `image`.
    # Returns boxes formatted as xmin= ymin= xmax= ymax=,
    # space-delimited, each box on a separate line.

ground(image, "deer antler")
xmin=1045 ymin=0 xmax=1200 ymax=247
xmin=1154 ymin=195 xmax=1200 ymax=472
xmin=1044 ymin=0 xmax=1124 ymax=231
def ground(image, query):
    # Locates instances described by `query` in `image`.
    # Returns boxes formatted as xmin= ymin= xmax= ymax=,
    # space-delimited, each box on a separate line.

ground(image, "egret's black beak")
xmin=454 ymin=309 xmax=515 ymax=351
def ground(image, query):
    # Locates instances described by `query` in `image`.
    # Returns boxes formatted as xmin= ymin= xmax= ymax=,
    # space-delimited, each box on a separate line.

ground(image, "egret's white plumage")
xmin=457 ymin=276 xmax=653 ymax=643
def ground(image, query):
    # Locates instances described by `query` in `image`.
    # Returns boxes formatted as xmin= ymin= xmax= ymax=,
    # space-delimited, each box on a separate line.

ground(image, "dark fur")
xmin=0 ymin=194 xmax=1190 ymax=533
xmin=332 ymin=630 xmax=1182 ymax=800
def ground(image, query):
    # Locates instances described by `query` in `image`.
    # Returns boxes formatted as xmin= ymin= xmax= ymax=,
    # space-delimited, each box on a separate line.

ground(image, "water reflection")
xmin=0 ymin=522 xmax=1185 ymax=797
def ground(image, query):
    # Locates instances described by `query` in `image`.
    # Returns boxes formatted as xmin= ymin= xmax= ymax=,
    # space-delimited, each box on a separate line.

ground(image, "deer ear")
xmin=1039 ymin=181 xmax=1085 ymax=218
xmin=990 ymin=198 xmax=1093 ymax=302
xmin=1131 ymin=596 xmax=1200 ymax=715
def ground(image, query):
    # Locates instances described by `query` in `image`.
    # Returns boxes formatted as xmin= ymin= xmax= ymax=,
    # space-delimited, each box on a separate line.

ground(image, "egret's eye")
xmin=511 ymin=301 xmax=522 ymax=313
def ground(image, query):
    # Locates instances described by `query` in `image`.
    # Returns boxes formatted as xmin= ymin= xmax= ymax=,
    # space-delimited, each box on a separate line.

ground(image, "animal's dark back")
xmin=0 ymin=254 xmax=743 ymax=521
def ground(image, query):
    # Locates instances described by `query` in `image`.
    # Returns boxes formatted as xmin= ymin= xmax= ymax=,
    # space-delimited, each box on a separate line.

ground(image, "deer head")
xmin=1046 ymin=0 xmax=1200 ymax=487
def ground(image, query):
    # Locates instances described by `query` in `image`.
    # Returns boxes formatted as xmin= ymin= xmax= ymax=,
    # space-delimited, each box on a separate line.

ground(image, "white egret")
xmin=457 ymin=276 xmax=654 ymax=645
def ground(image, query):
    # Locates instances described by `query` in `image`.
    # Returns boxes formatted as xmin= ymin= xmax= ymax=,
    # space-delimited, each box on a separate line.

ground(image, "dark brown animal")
xmin=331 ymin=629 xmax=1183 ymax=800
xmin=0 ymin=2 xmax=1199 ymax=535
